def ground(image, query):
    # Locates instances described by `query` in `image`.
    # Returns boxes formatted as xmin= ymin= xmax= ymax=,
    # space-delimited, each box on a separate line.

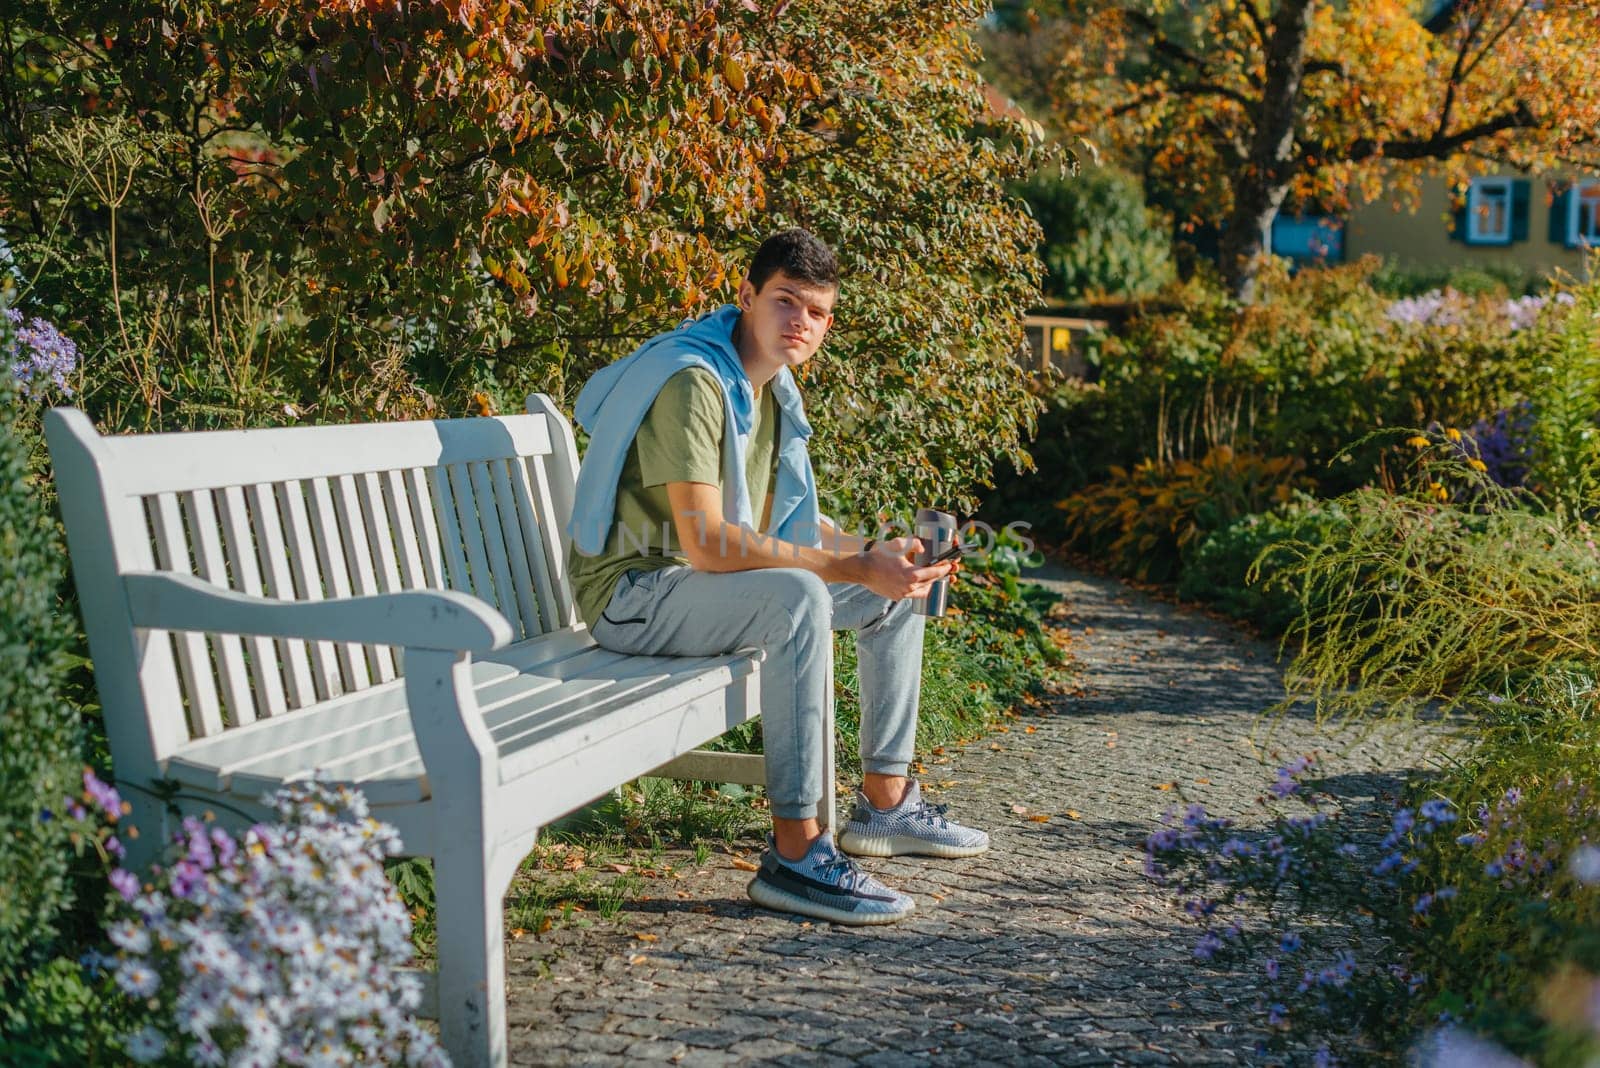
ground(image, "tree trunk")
xmin=1219 ymin=0 xmax=1318 ymax=302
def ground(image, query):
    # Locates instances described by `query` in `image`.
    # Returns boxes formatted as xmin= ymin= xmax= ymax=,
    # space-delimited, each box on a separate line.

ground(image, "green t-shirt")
xmin=569 ymin=367 xmax=778 ymax=628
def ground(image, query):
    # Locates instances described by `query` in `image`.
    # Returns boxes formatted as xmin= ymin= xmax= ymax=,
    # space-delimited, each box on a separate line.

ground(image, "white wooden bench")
xmin=45 ymin=395 xmax=834 ymax=1068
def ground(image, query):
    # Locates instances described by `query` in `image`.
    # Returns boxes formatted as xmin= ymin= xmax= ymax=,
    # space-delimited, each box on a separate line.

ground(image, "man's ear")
xmin=738 ymin=278 xmax=756 ymax=310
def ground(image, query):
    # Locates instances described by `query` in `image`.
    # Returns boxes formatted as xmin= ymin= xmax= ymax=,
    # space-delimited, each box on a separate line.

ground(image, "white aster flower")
xmin=123 ymin=1025 xmax=167 ymax=1064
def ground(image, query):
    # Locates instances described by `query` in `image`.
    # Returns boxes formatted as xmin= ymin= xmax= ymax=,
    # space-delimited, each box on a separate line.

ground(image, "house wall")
xmin=1344 ymin=175 xmax=1593 ymax=277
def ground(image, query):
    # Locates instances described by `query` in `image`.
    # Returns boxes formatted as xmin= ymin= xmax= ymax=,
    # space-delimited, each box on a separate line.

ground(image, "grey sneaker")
xmin=746 ymin=833 xmax=915 ymax=925
xmin=837 ymin=780 xmax=991 ymax=859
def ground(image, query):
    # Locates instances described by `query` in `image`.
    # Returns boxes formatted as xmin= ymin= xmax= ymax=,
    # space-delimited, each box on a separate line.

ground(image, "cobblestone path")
xmin=504 ymin=561 xmax=1440 ymax=1066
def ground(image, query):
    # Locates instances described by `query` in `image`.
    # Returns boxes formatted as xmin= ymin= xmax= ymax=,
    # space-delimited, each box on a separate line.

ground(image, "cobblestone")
xmin=505 ymin=561 xmax=1438 ymax=1065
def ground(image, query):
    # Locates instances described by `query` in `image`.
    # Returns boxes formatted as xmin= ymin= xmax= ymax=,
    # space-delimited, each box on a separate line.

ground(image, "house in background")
xmin=1343 ymin=174 xmax=1597 ymax=275
xmin=1267 ymin=175 xmax=1597 ymax=276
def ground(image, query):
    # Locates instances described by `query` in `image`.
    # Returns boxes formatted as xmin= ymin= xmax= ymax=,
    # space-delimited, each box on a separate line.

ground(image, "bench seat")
xmin=162 ymin=632 xmax=763 ymax=808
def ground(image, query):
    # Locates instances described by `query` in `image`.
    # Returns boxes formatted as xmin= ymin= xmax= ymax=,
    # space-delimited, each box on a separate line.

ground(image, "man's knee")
xmin=756 ymin=569 xmax=832 ymax=640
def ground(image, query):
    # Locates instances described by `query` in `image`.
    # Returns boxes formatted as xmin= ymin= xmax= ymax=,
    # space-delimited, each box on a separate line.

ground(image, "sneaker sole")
xmin=835 ymin=831 xmax=990 ymax=859
xmin=746 ymin=877 xmax=914 ymax=926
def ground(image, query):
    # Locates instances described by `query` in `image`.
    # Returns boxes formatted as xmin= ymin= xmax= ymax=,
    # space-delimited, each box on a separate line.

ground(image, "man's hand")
xmin=845 ymin=537 xmax=955 ymax=600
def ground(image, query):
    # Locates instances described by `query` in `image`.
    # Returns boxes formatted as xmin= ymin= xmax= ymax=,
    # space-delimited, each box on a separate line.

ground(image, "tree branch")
xmin=1347 ymin=101 xmax=1539 ymax=163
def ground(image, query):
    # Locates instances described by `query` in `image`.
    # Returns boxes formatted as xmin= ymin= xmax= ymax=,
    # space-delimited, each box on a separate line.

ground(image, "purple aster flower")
xmin=109 ymin=867 xmax=140 ymax=902
xmin=6 ymin=310 xmax=78 ymax=398
xmin=1280 ymin=931 xmax=1302 ymax=954
xmin=1265 ymin=958 xmax=1279 ymax=980
xmin=1193 ymin=931 xmax=1224 ymax=960
xmin=1419 ymin=799 xmax=1457 ymax=826
xmin=1267 ymin=1003 xmax=1288 ymax=1026
xmin=83 ymin=770 xmax=123 ymax=822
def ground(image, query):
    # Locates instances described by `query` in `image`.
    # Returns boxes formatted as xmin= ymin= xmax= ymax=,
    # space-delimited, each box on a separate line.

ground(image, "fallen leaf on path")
xmin=990 ymin=743 xmax=1004 ymax=751
xmin=730 ymin=858 xmax=759 ymax=872
xmin=629 ymin=954 xmax=647 ymax=965
xmin=1065 ymin=810 xmax=1082 ymax=820
xmin=1025 ymin=725 xmax=1037 ymax=733
xmin=1195 ymin=778 xmax=1212 ymax=785
xmin=1010 ymin=803 xmax=1029 ymax=815
xmin=938 ymin=780 xmax=959 ymax=788
xmin=634 ymin=933 xmax=658 ymax=942
xmin=1028 ymin=814 xmax=1051 ymax=823
xmin=1154 ymin=782 xmax=1176 ymax=791
xmin=607 ymin=863 xmax=631 ymax=873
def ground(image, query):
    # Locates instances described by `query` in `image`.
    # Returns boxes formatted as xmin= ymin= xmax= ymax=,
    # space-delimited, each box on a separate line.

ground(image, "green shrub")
xmin=1056 ymin=447 xmax=1310 ymax=582
xmin=1177 ymin=495 xmax=1354 ymax=635
xmin=1014 ymin=164 xmax=1174 ymax=302
xmin=0 ymin=317 xmax=81 ymax=1001
xmin=1051 ymin=261 xmax=1541 ymax=499
xmin=1369 ymin=260 xmax=1546 ymax=298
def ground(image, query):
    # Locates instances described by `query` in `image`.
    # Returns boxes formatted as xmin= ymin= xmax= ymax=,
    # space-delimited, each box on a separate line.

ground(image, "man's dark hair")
xmin=747 ymin=228 xmax=839 ymax=292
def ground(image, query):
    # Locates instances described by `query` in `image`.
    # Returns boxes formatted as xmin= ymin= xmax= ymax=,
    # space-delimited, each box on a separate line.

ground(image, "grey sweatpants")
xmin=588 ymin=566 xmax=925 ymax=820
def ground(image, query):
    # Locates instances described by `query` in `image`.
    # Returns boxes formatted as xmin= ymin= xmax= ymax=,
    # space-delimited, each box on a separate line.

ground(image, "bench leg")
xmin=433 ymin=844 xmax=512 ymax=1068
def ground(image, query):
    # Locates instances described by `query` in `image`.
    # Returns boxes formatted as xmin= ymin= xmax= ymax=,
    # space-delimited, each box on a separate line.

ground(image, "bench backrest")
xmin=45 ymin=395 xmax=581 ymax=771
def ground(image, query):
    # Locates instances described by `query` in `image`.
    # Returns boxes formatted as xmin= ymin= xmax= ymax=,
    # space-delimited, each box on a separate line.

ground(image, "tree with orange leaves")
xmin=1035 ymin=0 xmax=1600 ymax=298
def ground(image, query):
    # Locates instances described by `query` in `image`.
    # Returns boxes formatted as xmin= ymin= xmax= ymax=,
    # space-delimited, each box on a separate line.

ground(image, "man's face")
xmin=738 ymin=270 xmax=836 ymax=369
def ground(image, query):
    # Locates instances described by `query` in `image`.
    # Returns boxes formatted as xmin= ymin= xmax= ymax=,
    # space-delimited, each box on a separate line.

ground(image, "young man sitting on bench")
xmin=567 ymin=228 xmax=989 ymax=925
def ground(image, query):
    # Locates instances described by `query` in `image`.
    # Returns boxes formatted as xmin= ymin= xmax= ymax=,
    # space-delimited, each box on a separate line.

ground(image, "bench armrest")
xmin=124 ymin=572 xmax=514 ymax=653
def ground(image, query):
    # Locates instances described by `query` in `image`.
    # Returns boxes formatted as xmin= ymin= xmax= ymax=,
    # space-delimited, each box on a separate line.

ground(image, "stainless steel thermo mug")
xmin=913 ymin=508 xmax=958 ymax=617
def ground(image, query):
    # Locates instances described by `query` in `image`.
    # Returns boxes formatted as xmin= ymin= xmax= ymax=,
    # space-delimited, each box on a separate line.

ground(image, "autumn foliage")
xmin=1043 ymin=0 xmax=1600 ymax=294
xmin=0 ymin=0 xmax=1044 ymax=517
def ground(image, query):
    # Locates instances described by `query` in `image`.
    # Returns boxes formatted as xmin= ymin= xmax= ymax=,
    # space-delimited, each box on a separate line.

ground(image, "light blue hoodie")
xmin=569 ymin=304 xmax=822 ymax=557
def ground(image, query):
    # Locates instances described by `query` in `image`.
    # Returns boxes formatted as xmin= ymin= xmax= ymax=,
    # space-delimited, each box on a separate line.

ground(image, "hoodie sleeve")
xmin=636 ymin=368 xmax=724 ymax=489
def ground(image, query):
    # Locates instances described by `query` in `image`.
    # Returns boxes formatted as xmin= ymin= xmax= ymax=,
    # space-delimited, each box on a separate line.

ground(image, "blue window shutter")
xmin=1550 ymin=186 xmax=1573 ymax=246
xmin=1511 ymin=179 xmax=1531 ymax=242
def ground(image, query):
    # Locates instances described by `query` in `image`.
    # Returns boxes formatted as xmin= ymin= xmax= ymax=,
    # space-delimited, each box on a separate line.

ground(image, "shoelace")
xmin=911 ymin=799 xmax=951 ymax=829
xmin=818 ymin=853 xmax=866 ymax=891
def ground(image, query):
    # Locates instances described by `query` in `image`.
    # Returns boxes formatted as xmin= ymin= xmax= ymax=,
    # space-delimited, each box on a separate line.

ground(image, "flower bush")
xmin=60 ymin=774 xmax=445 ymax=1067
xmin=0 ymin=290 xmax=83 ymax=1019
xmin=1055 ymin=447 xmax=1310 ymax=583
xmin=1147 ymin=756 xmax=1600 ymax=1066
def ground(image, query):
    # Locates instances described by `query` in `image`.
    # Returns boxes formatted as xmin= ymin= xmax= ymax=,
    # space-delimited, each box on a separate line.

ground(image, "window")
xmin=1571 ymin=180 xmax=1600 ymax=247
xmin=1467 ymin=178 xmax=1514 ymax=244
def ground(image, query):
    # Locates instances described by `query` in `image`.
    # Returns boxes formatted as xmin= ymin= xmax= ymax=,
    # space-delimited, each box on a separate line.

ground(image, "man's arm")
xmin=817 ymin=514 xmax=869 ymax=554
xmin=665 ymin=482 xmax=950 ymax=600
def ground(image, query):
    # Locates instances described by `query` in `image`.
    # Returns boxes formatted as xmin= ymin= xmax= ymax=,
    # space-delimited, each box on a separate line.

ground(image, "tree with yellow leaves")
xmin=1039 ymin=0 xmax=1600 ymax=298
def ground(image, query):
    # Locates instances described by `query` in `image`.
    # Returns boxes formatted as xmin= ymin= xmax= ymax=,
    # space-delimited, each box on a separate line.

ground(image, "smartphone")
xmin=928 ymin=543 xmax=964 ymax=565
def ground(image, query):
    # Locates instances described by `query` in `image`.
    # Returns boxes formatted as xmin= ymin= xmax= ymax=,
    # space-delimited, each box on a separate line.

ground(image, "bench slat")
xmin=275 ymin=481 xmax=345 ymax=701
xmin=447 ymin=463 xmax=497 ymax=614
xmin=382 ymin=470 xmax=428 ymax=593
xmin=501 ymin=458 xmax=552 ymax=636
xmin=218 ymin=486 xmax=289 ymax=718
xmin=358 ymin=472 xmax=406 ymax=597
xmin=404 ymin=467 xmax=448 ymax=590
xmin=331 ymin=474 xmax=397 ymax=683
xmin=427 ymin=466 xmax=475 ymax=598
xmin=248 ymin=484 xmax=318 ymax=709
xmin=306 ymin=477 xmax=373 ymax=693
xmin=102 ymin=414 xmax=556 ymax=496
xmin=148 ymin=493 xmax=226 ymax=737
xmin=524 ymin=454 xmax=576 ymax=629
xmin=184 ymin=490 xmax=257 ymax=728
xmin=489 ymin=460 xmax=541 ymax=641
xmin=467 ymin=462 xmax=523 ymax=639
